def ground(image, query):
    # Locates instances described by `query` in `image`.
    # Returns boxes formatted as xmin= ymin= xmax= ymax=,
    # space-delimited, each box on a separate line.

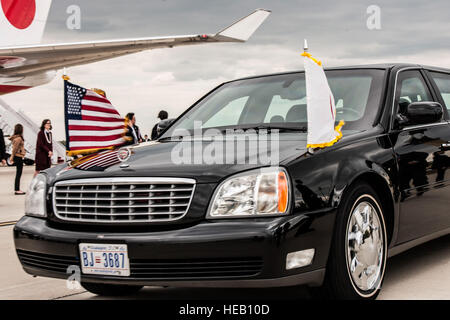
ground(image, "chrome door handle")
xmin=441 ymin=142 xmax=450 ymax=150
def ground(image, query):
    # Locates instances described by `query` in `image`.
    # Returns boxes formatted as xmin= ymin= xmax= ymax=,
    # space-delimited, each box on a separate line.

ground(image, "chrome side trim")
xmin=401 ymin=121 xmax=448 ymax=131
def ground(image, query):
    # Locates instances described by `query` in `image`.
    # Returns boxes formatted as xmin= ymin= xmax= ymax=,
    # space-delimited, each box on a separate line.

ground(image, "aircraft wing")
xmin=0 ymin=9 xmax=270 ymax=77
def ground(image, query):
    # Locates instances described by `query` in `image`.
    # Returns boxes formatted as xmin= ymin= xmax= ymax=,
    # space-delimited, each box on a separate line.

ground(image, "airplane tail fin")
xmin=0 ymin=0 xmax=52 ymax=47
xmin=214 ymin=9 xmax=271 ymax=42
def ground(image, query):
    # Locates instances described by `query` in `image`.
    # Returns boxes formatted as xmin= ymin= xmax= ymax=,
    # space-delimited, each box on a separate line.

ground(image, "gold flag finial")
xmin=92 ymin=88 xmax=106 ymax=98
xmin=62 ymin=67 xmax=70 ymax=81
xmin=300 ymin=40 xmax=322 ymax=66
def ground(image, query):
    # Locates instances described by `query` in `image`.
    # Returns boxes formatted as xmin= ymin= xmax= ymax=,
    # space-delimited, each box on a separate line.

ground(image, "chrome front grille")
xmin=53 ymin=177 xmax=195 ymax=223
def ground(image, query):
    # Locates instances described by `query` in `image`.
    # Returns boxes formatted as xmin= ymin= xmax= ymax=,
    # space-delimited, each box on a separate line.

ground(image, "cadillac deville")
xmin=14 ymin=63 xmax=450 ymax=299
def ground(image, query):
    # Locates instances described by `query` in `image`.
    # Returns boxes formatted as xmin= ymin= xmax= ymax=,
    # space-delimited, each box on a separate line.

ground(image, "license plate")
xmin=79 ymin=243 xmax=130 ymax=277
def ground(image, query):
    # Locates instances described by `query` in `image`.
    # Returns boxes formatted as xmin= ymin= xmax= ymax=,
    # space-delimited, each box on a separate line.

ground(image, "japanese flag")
xmin=0 ymin=0 xmax=52 ymax=47
xmin=303 ymin=52 xmax=344 ymax=149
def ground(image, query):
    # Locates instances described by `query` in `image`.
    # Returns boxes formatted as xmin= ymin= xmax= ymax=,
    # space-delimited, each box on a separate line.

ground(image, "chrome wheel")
xmin=345 ymin=196 xmax=385 ymax=296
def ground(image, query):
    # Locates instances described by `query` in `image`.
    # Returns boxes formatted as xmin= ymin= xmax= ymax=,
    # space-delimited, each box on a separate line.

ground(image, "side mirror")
xmin=397 ymin=101 xmax=443 ymax=127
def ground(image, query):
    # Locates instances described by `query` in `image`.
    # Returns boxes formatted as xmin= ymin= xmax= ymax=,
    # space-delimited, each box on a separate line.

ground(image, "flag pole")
xmin=303 ymin=39 xmax=315 ymax=155
xmin=62 ymin=67 xmax=70 ymax=161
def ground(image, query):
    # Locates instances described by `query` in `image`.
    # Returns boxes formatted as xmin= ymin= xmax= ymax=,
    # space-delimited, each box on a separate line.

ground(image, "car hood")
xmin=53 ymin=133 xmax=309 ymax=184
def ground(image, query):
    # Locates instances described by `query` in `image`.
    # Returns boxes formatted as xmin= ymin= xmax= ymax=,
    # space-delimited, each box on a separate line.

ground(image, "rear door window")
xmin=395 ymin=70 xmax=432 ymax=116
xmin=429 ymin=71 xmax=450 ymax=110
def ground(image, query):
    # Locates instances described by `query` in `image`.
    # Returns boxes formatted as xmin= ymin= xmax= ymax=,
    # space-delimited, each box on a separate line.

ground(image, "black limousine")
xmin=14 ymin=63 xmax=450 ymax=299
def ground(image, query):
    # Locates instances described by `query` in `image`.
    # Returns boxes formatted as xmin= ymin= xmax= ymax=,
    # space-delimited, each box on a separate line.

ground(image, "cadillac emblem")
xmin=117 ymin=147 xmax=131 ymax=162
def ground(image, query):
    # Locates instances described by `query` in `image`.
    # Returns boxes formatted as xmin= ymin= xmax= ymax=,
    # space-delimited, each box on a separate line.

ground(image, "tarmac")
xmin=0 ymin=166 xmax=449 ymax=300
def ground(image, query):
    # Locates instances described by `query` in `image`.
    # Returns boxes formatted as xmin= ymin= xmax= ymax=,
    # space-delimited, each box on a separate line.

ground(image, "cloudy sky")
xmin=3 ymin=0 xmax=450 ymax=140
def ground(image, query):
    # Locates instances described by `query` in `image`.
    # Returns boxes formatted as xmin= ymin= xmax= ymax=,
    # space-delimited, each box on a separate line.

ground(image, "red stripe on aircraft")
xmin=0 ymin=84 xmax=32 ymax=95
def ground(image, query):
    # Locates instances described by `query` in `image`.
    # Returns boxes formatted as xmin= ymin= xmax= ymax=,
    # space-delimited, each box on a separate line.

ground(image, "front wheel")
xmin=313 ymin=183 xmax=388 ymax=299
xmin=81 ymin=282 xmax=143 ymax=297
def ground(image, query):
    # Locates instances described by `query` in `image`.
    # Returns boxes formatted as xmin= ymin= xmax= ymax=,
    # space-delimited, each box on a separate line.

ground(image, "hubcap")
xmin=346 ymin=199 xmax=384 ymax=294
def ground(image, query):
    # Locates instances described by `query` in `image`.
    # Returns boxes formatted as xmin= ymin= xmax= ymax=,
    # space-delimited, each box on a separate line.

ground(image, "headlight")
xmin=25 ymin=174 xmax=48 ymax=217
xmin=207 ymin=167 xmax=290 ymax=218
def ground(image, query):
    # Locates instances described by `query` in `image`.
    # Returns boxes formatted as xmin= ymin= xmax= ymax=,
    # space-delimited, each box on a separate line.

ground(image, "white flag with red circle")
xmin=0 ymin=0 xmax=52 ymax=47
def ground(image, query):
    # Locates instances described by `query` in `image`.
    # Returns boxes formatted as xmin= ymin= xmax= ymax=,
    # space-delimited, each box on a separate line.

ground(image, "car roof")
xmin=227 ymin=63 xmax=450 ymax=83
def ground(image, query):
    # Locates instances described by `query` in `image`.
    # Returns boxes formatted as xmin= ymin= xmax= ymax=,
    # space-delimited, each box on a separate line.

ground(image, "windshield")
xmin=161 ymin=69 xmax=386 ymax=138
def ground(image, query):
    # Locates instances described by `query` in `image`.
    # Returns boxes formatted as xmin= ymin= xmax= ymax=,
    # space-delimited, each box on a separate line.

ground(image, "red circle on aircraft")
xmin=1 ymin=0 xmax=36 ymax=30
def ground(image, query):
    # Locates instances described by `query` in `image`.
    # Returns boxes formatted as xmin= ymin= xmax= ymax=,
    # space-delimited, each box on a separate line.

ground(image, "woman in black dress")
xmin=35 ymin=119 xmax=53 ymax=176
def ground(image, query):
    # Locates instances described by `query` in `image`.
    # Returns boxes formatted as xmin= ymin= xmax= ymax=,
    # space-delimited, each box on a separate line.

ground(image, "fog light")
xmin=286 ymin=249 xmax=315 ymax=270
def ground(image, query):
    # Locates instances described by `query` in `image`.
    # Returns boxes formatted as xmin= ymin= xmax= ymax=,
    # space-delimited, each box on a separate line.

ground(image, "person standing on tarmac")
xmin=151 ymin=110 xmax=168 ymax=140
xmin=0 ymin=128 xmax=6 ymax=166
xmin=34 ymin=119 xmax=53 ymax=176
xmin=9 ymin=124 xmax=26 ymax=195
xmin=124 ymin=112 xmax=143 ymax=145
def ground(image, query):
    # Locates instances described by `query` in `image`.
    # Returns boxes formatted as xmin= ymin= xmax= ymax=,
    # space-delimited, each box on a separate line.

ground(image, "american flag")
xmin=64 ymin=80 xmax=126 ymax=155
xmin=74 ymin=149 xmax=121 ymax=171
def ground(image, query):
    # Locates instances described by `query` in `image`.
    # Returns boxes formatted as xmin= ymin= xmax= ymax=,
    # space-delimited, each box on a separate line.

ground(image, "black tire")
xmin=81 ymin=282 xmax=143 ymax=297
xmin=311 ymin=182 xmax=387 ymax=300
